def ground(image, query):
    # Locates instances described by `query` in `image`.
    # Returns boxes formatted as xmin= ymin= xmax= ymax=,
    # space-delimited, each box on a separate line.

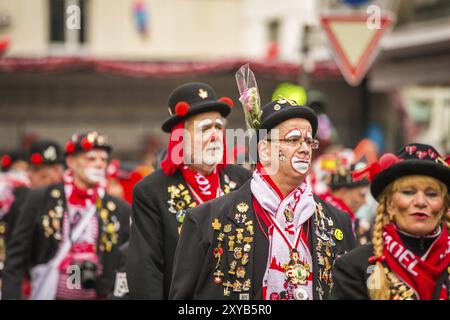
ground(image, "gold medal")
xmin=233 ymin=247 xmax=243 ymax=259
xmin=242 ymin=253 xmax=249 ymax=265
xmin=236 ymin=267 xmax=246 ymax=279
xmin=223 ymin=281 xmax=232 ymax=296
xmin=223 ymin=224 xmax=232 ymax=233
xmin=51 ymin=189 xmax=61 ymax=198
xmin=213 ymin=270 xmax=224 ymax=285
xmin=212 ymin=219 xmax=222 ymax=231
xmin=106 ymin=201 xmax=116 ymax=211
xmin=228 ymin=235 xmax=235 ymax=251
xmin=245 ymin=221 xmax=254 ymax=235
xmin=237 ymin=202 xmax=249 ymax=213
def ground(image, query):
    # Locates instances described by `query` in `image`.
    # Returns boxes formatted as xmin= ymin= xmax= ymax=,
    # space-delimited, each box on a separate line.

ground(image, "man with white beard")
xmin=2 ymin=131 xmax=130 ymax=299
xmin=126 ymin=83 xmax=251 ymax=299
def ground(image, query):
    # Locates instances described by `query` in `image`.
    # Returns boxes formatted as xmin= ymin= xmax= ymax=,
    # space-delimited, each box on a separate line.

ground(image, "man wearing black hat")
xmin=1 ymin=140 xmax=64 ymax=283
xmin=169 ymin=98 xmax=355 ymax=300
xmin=126 ymin=82 xmax=251 ymax=299
xmin=2 ymin=131 xmax=130 ymax=299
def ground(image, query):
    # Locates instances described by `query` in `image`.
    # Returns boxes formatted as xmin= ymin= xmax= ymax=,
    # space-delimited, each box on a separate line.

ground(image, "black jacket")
xmin=126 ymin=165 xmax=251 ymax=299
xmin=169 ymin=180 xmax=356 ymax=300
xmin=330 ymin=242 xmax=450 ymax=300
xmin=0 ymin=186 xmax=29 ymax=277
xmin=2 ymin=182 xmax=130 ymax=299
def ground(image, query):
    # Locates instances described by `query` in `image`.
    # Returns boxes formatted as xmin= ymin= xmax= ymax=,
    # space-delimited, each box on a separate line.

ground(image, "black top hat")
xmin=65 ymin=131 xmax=112 ymax=156
xmin=1 ymin=148 xmax=27 ymax=171
xmin=258 ymin=98 xmax=318 ymax=139
xmin=370 ymin=143 xmax=450 ymax=199
xmin=328 ymin=164 xmax=369 ymax=190
xmin=161 ymin=82 xmax=233 ymax=133
xmin=28 ymin=139 xmax=63 ymax=166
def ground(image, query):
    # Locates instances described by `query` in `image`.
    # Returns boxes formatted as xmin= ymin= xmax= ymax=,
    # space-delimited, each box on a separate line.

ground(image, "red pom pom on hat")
xmin=81 ymin=137 xmax=93 ymax=151
xmin=1 ymin=155 xmax=12 ymax=168
xmin=175 ymin=101 xmax=190 ymax=117
xmin=30 ymin=153 xmax=43 ymax=165
xmin=219 ymin=97 xmax=234 ymax=108
xmin=65 ymin=141 xmax=76 ymax=154
xmin=379 ymin=153 xmax=401 ymax=170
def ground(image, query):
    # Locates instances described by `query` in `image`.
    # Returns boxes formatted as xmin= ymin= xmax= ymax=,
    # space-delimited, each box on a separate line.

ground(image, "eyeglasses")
xmin=267 ymin=136 xmax=320 ymax=150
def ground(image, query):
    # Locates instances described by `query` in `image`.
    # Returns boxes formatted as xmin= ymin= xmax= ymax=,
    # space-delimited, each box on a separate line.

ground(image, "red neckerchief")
xmin=318 ymin=191 xmax=355 ymax=221
xmin=64 ymin=171 xmax=99 ymax=207
xmin=383 ymin=223 xmax=449 ymax=300
xmin=180 ymin=166 xmax=221 ymax=204
xmin=160 ymin=120 xmax=228 ymax=176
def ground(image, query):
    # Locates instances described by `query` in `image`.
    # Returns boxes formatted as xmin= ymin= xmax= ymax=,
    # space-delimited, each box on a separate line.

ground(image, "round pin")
xmin=176 ymin=210 xmax=186 ymax=224
xmin=334 ymin=228 xmax=344 ymax=241
xmin=293 ymin=287 xmax=308 ymax=300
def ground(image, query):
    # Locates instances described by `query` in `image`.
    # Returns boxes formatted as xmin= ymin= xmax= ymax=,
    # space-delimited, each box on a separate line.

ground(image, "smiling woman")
xmin=330 ymin=143 xmax=450 ymax=300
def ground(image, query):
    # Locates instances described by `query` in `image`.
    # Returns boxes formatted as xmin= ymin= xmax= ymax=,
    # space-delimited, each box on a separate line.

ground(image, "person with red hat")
xmin=2 ymin=131 xmax=130 ymax=300
xmin=126 ymin=82 xmax=251 ymax=299
xmin=330 ymin=143 xmax=450 ymax=300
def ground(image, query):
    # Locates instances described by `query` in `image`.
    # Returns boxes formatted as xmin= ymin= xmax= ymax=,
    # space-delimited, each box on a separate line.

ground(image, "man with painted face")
xmin=126 ymin=82 xmax=251 ymax=299
xmin=2 ymin=131 xmax=130 ymax=299
xmin=169 ymin=98 xmax=356 ymax=300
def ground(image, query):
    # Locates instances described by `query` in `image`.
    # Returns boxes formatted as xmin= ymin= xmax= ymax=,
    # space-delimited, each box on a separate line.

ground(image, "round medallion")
xmin=293 ymin=287 xmax=308 ymax=300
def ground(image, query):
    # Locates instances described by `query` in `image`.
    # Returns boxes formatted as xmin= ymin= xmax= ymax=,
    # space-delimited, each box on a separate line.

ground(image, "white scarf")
xmin=250 ymin=167 xmax=316 ymax=300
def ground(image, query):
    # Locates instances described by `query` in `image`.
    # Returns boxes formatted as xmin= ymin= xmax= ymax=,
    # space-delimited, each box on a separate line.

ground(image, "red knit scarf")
xmin=180 ymin=165 xmax=221 ymax=204
xmin=64 ymin=170 xmax=101 ymax=207
xmin=383 ymin=223 xmax=449 ymax=300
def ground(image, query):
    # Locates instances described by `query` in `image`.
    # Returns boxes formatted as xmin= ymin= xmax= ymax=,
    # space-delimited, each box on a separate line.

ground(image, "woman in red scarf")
xmin=330 ymin=143 xmax=450 ymax=300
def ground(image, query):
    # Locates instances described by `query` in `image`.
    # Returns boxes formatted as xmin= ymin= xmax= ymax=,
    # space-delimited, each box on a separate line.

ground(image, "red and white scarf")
xmin=251 ymin=163 xmax=316 ymax=300
xmin=383 ymin=223 xmax=449 ymax=300
xmin=56 ymin=170 xmax=105 ymax=299
xmin=180 ymin=165 xmax=223 ymax=204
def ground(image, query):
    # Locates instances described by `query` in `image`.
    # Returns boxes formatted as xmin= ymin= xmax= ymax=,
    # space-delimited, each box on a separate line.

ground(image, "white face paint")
xmin=197 ymin=118 xmax=213 ymax=130
xmin=286 ymin=129 xmax=312 ymax=175
xmin=285 ymin=129 xmax=302 ymax=139
xmin=291 ymin=157 xmax=310 ymax=174
xmin=84 ymin=167 xmax=106 ymax=184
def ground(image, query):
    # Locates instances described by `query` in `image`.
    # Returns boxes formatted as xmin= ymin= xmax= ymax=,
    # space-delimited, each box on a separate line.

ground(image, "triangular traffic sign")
xmin=320 ymin=14 xmax=394 ymax=86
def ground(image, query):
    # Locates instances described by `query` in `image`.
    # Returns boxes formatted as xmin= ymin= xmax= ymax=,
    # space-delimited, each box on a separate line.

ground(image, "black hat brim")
xmin=329 ymin=179 xmax=369 ymax=190
xmin=259 ymin=106 xmax=318 ymax=139
xmin=162 ymin=101 xmax=231 ymax=133
xmin=64 ymin=145 xmax=112 ymax=157
xmin=370 ymin=160 xmax=450 ymax=200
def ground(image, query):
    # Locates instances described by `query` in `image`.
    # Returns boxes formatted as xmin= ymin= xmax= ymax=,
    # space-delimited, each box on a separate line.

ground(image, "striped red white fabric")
xmin=55 ymin=209 xmax=100 ymax=300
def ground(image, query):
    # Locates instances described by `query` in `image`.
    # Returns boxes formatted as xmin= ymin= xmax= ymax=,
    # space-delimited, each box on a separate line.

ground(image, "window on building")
xmin=268 ymin=20 xmax=279 ymax=44
xmin=49 ymin=0 xmax=86 ymax=44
